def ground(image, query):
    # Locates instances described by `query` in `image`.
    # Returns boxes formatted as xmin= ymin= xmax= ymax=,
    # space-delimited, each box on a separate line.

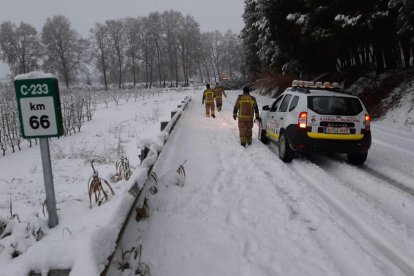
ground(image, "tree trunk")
xmin=63 ymin=62 xmax=70 ymax=89
xmin=202 ymin=58 xmax=211 ymax=83
xmin=401 ymin=36 xmax=412 ymax=68
xmin=174 ymin=45 xmax=179 ymax=87
xmin=373 ymin=43 xmax=385 ymax=74
xmin=153 ymin=35 xmax=162 ymax=87
xmin=197 ymin=60 xmax=204 ymax=83
xmin=132 ymin=55 xmax=137 ymax=87
xmin=383 ymin=40 xmax=397 ymax=70
xmin=209 ymin=57 xmax=217 ymax=82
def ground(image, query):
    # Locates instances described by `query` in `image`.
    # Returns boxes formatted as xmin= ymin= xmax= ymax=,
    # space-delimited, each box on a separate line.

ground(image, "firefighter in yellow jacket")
xmin=214 ymin=82 xmax=227 ymax=112
xmin=202 ymin=83 xmax=216 ymax=118
xmin=233 ymin=86 xmax=260 ymax=147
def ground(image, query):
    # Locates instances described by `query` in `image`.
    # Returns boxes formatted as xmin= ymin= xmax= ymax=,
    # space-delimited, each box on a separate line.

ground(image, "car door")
xmin=266 ymin=95 xmax=285 ymax=141
xmin=275 ymin=94 xmax=293 ymax=133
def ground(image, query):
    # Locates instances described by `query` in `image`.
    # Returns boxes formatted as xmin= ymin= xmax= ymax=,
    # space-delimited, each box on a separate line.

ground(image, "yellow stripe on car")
xmin=266 ymin=130 xmax=279 ymax=141
xmin=307 ymin=133 xmax=364 ymax=140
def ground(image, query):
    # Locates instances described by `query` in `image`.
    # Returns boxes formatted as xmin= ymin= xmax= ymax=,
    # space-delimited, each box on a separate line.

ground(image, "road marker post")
xmin=14 ymin=73 xmax=63 ymax=228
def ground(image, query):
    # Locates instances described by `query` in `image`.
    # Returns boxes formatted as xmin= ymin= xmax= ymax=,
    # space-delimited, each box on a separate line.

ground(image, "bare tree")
xmin=178 ymin=15 xmax=200 ymax=86
xmin=223 ymin=30 xmax=243 ymax=79
xmin=0 ymin=10 xmax=245 ymax=88
xmin=124 ymin=17 xmax=141 ymax=88
xmin=90 ymin=23 xmax=111 ymax=90
xmin=42 ymin=15 xmax=89 ymax=89
xmin=2 ymin=102 xmax=16 ymax=153
xmin=0 ymin=99 xmax=9 ymax=155
xmin=106 ymin=19 xmax=126 ymax=89
xmin=162 ymin=11 xmax=183 ymax=87
xmin=209 ymin=31 xmax=226 ymax=82
xmin=147 ymin=12 xmax=164 ymax=87
xmin=141 ymin=17 xmax=156 ymax=88
xmin=0 ymin=21 xmax=42 ymax=75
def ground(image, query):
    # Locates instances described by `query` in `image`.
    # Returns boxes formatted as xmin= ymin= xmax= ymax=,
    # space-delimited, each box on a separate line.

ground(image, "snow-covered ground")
xmin=0 ymin=88 xmax=194 ymax=275
xmin=1 ymin=86 xmax=414 ymax=275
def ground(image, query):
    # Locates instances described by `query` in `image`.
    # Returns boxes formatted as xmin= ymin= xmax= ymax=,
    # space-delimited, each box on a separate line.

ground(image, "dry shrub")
xmin=252 ymin=72 xmax=296 ymax=97
xmin=135 ymin=197 xmax=150 ymax=221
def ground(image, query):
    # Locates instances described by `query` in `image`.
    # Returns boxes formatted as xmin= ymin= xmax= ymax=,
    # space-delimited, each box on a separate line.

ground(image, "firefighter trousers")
xmin=238 ymin=120 xmax=253 ymax=145
xmin=215 ymin=98 xmax=223 ymax=111
xmin=205 ymin=102 xmax=215 ymax=117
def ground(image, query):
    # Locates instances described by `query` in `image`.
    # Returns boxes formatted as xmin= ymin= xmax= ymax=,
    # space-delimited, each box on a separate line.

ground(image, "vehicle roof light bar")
xmin=323 ymin=82 xmax=332 ymax=88
xmin=292 ymin=80 xmax=340 ymax=90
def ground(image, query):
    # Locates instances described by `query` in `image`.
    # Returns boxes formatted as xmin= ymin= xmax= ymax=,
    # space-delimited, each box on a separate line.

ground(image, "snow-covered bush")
xmin=0 ymin=212 xmax=46 ymax=261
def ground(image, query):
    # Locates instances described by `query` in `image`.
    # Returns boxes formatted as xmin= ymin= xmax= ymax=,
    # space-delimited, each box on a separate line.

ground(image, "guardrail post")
xmin=160 ymin=121 xmax=169 ymax=131
xmin=139 ymin=147 xmax=150 ymax=164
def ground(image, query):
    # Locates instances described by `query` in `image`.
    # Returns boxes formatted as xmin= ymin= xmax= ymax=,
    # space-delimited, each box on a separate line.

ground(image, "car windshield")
xmin=308 ymin=96 xmax=363 ymax=116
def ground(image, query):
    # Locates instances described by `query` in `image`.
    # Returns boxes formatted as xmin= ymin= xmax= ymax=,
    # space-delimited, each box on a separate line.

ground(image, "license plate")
xmin=325 ymin=127 xmax=350 ymax=134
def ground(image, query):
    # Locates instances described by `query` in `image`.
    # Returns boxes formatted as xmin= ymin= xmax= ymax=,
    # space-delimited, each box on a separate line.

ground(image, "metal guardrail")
xmin=101 ymin=96 xmax=191 ymax=275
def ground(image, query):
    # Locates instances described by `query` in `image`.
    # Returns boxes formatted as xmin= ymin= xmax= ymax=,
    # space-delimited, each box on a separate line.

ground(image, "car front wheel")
xmin=278 ymin=132 xmax=294 ymax=162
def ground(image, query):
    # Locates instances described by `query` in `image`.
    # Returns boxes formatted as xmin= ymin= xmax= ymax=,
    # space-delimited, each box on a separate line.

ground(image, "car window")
xmin=270 ymin=96 xmax=283 ymax=112
xmin=308 ymin=96 xmax=363 ymax=115
xmin=278 ymin=94 xmax=292 ymax=112
xmin=288 ymin=96 xmax=299 ymax=111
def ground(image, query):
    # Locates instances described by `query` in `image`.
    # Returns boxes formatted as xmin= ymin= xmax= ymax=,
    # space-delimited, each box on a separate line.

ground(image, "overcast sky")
xmin=0 ymin=0 xmax=245 ymax=78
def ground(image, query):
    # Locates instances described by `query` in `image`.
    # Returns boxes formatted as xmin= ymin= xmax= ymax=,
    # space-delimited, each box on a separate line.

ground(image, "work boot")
xmin=241 ymin=143 xmax=246 ymax=147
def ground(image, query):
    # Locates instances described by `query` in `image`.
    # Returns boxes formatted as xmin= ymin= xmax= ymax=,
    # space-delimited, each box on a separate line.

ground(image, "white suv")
xmin=259 ymin=80 xmax=372 ymax=165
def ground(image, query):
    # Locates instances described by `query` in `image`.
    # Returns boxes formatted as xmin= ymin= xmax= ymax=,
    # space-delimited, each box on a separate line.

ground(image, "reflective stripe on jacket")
xmin=233 ymin=94 xmax=259 ymax=120
xmin=203 ymin=89 xmax=215 ymax=103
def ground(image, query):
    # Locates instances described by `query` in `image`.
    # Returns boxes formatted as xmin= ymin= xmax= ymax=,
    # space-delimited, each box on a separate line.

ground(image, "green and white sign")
xmin=14 ymin=75 xmax=64 ymax=138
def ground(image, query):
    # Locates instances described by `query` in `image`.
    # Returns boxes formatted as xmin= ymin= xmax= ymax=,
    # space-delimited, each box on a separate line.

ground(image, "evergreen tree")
xmin=241 ymin=0 xmax=262 ymax=77
xmin=241 ymin=0 xmax=414 ymax=77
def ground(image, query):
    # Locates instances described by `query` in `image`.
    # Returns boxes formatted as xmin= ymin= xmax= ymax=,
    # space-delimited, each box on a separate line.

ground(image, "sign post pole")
xmin=14 ymin=73 xmax=63 ymax=228
xmin=39 ymin=138 xmax=58 ymax=227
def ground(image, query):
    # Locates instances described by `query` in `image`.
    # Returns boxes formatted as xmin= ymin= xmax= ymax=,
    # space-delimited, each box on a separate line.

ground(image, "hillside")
xmin=346 ymin=70 xmax=414 ymax=122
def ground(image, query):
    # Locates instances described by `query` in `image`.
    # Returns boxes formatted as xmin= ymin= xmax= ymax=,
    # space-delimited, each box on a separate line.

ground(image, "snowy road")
xmin=111 ymin=90 xmax=414 ymax=276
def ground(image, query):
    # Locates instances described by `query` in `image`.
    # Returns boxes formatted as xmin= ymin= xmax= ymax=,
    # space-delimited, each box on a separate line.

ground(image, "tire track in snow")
xmin=307 ymin=153 xmax=414 ymax=212
xmin=373 ymin=125 xmax=414 ymax=144
xmin=372 ymin=138 xmax=414 ymax=158
xmin=290 ymin=159 xmax=414 ymax=276
xmin=263 ymin=142 xmax=411 ymax=275
xmin=241 ymin=145 xmax=349 ymax=275
xmin=362 ymin=165 xmax=414 ymax=197
xmin=318 ymin=158 xmax=414 ymax=229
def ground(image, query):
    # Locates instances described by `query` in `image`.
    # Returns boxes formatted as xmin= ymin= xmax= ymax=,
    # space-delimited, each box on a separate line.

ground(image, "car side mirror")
xmin=262 ymin=105 xmax=270 ymax=111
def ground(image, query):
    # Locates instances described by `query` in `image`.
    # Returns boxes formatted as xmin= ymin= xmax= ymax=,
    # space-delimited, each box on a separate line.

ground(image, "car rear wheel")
xmin=259 ymin=128 xmax=268 ymax=144
xmin=347 ymin=152 xmax=368 ymax=165
xmin=278 ymin=132 xmax=294 ymax=162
